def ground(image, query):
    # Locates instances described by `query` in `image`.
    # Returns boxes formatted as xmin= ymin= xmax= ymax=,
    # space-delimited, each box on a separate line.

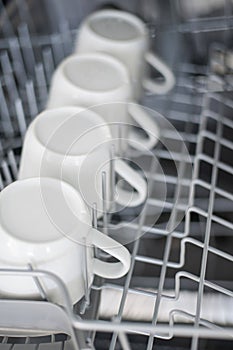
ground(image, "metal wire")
xmin=0 ymin=1 xmax=233 ymax=349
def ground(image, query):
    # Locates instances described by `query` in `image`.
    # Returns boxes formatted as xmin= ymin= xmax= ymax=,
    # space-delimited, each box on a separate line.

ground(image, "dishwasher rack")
xmin=0 ymin=1 xmax=233 ymax=349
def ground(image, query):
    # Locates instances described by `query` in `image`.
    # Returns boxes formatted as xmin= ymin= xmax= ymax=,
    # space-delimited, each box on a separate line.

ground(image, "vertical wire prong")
xmin=92 ymin=202 xmax=100 ymax=259
xmin=110 ymin=144 xmax=116 ymax=211
xmin=15 ymin=98 xmax=27 ymax=139
xmin=26 ymin=80 xmax=39 ymax=119
xmin=7 ymin=149 xmax=18 ymax=179
xmin=27 ymin=263 xmax=48 ymax=301
xmin=80 ymin=237 xmax=90 ymax=314
xmin=101 ymin=171 xmax=108 ymax=235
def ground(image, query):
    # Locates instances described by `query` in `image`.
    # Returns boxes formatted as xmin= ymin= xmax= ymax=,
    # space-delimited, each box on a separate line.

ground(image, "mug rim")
xmin=0 ymin=177 xmax=90 ymax=262
xmin=85 ymin=9 xmax=147 ymax=43
xmin=61 ymin=53 xmax=130 ymax=94
xmin=33 ymin=106 xmax=112 ymax=158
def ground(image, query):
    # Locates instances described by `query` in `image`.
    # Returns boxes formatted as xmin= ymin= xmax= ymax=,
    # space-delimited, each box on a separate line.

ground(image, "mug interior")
xmin=35 ymin=108 xmax=111 ymax=156
xmin=0 ymin=178 xmax=86 ymax=244
xmin=63 ymin=55 xmax=128 ymax=92
xmin=88 ymin=10 xmax=145 ymax=41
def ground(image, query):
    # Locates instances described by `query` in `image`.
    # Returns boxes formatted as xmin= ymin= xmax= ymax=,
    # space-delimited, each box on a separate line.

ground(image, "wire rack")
xmin=0 ymin=1 xmax=233 ymax=349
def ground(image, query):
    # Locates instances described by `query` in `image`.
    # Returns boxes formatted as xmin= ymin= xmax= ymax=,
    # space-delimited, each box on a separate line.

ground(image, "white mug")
xmin=18 ymin=107 xmax=148 ymax=217
xmin=0 ymin=178 xmax=131 ymax=305
xmin=47 ymin=53 xmax=160 ymax=152
xmin=75 ymin=9 xmax=175 ymax=98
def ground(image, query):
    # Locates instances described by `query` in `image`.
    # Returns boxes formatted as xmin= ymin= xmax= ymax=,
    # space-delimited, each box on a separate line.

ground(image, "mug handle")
xmin=114 ymin=158 xmax=147 ymax=207
xmin=91 ymin=228 xmax=131 ymax=279
xmin=143 ymin=51 xmax=175 ymax=95
xmin=128 ymin=103 xmax=160 ymax=151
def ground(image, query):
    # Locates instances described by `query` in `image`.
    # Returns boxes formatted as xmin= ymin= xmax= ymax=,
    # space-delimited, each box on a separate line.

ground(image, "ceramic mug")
xmin=47 ymin=53 xmax=160 ymax=152
xmin=0 ymin=178 xmax=131 ymax=305
xmin=75 ymin=9 xmax=175 ymax=98
xmin=18 ymin=107 xmax=148 ymax=217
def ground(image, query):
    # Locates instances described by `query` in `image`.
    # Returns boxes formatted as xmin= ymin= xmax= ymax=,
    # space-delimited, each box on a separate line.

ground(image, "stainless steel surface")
xmin=0 ymin=1 xmax=233 ymax=349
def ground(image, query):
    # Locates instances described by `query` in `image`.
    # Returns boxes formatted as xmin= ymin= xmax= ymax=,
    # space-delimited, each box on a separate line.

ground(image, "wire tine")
xmin=0 ymin=51 xmax=12 ymax=75
xmin=42 ymin=47 xmax=55 ymax=84
xmin=92 ymin=203 xmax=100 ymax=259
xmin=110 ymin=144 xmax=116 ymax=208
xmin=1 ymin=160 xmax=12 ymax=185
xmin=0 ymin=141 xmax=3 ymax=155
xmin=2 ymin=336 xmax=8 ymax=344
xmin=51 ymin=33 xmax=65 ymax=65
xmin=80 ymin=238 xmax=90 ymax=314
xmin=15 ymin=98 xmax=27 ymax=139
xmin=18 ymin=23 xmax=36 ymax=75
xmin=25 ymin=337 xmax=30 ymax=344
xmin=4 ymin=73 xmax=19 ymax=104
xmin=27 ymin=264 xmax=48 ymax=301
xmin=84 ymin=240 xmax=90 ymax=307
xmin=1 ymin=52 xmax=19 ymax=102
xmin=0 ymin=174 xmax=4 ymax=191
xmin=0 ymin=81 xmax=14 ymax=137
xmin=92 ymin=203 xmax=98 ymax=230
xmin=35 ymin=63 xmax=48 ymax=109
xmin=118 ymin=333 xmax=132 ymax=350
xmin=102 ymin=171 xmax=108 ymax=235
xmin=8 ymin=37 xmax=27 ymax=84
xmin=7 ymin=150 xmax=18 ymax=179
xmin=59 ymin=20 xmax=72 ymax=56
xmin=26 ymin=80 xmax=38 ymax=118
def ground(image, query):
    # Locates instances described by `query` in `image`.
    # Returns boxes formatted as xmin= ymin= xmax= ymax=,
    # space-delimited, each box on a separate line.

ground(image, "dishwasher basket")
xmin=0 ymin=0 xmax=233 ymax=349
